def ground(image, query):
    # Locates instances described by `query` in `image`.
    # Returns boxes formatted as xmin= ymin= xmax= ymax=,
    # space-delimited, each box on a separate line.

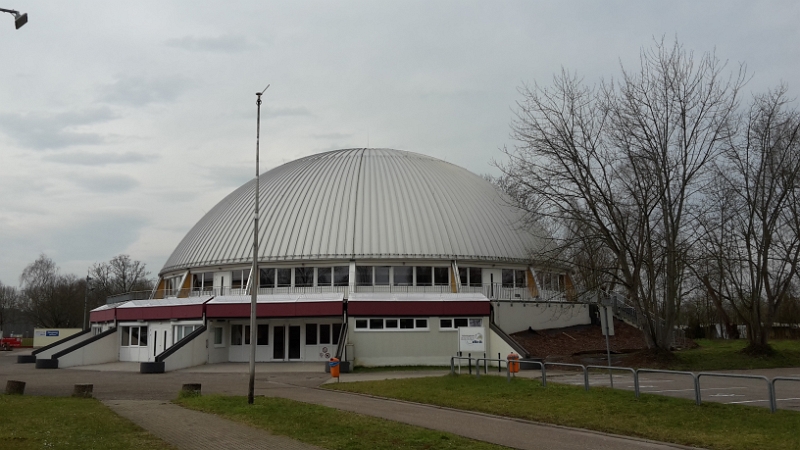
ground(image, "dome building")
xmin=72 ymin=149 xmax=591 ymax=372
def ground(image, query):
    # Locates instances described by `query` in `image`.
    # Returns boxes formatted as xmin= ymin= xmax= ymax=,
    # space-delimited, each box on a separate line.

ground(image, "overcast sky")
xmin=1 ymin=1 xmax=798 ymax=286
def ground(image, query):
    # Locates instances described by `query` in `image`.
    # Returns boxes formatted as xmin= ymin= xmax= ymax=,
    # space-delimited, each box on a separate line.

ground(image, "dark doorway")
xmin=289 ymin=326 xmax=301 ymax=359
xmin=273 ymin=326 xmax=285 ymax=360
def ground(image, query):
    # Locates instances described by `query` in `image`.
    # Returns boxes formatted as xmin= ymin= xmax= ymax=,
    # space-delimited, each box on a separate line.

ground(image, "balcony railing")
xmin=156 ymin=284 xmax=567 ymax=302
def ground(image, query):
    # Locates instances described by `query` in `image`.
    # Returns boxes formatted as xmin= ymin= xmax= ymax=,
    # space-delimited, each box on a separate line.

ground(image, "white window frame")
xmin=353 ymin=317 xmax=430 ymax=332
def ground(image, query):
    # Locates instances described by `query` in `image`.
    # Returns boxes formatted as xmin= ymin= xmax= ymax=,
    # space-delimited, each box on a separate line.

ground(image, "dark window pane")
xmin=385 ymin=319 xmax=398 ymax=328
xmin=332 ymin=323 xmax=342 ymax=344
xmin=260 ymin=268 xmax=275 ymax=288
xmin=295 ymin=267 xmax=314 ymax=287
xmin=515 ymin=270 xmax=527 ymax=287
xmin=334 ymin=266 xmax=349 ymax=286
xmin=458 ymin=267 xmax=467 ymax=286
xmin=434 ymin=267 xmax=449 ymax=286
xmin=231 ymin=325 xmax=242 ymax=345
xmin=139 ymin=327 xmax=148 ymax=346
xmin=399 ymin=318 xmax=414 ymax=329
xmin=393 ymin=266 xmax=412 ymax=286
xmin=192 ymin=274 xmax=202 ymax=290
xmin=320 ymin=324 xmax=331 ymax=344
xmin=440 ymin=319 xmax=452 ymax=329
xmin=306 ymin=323 xmax=318 ymax=345
xmin=244 ymin=325 xmax=251 ymax=345
xmin=121 ymin=327 xmax=130 ymax=346
xmin=257 ymin=324 xmax=269 ymax=345
xmin=131 ymin=327 xmax=140 ymax=346
xmin=277 ymin=268 xmax=291 ymax=287
xmin=415 ymin=319 xmax=427 ymax=328
xmin=369 ymin=319 xmax=384 ymax=329
xmin=454 ymin=318 xmax=468 ymax=328
xmin=355 ymin=319 xmax=368 ymax=329
xmin=232 ymin=270 xmax=243 ymax=289
xmin=502 ymin=269 xmax=514 ymax=288
xmin=469 ymin=268 xmax=482 ymax=287
xmin=416 ymin=267 xmax=432 ymax=286
xmin=375 ymin=266 xmax=390 ymax=285
xmin=317 ymin=267 xmax=332 ymax=286
xmin=356 ymin=266 xmax=372 ymax=286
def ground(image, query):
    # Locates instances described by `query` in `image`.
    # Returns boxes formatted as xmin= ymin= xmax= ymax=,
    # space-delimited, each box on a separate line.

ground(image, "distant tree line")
xmin=0 ymin=254 xmax=154 ymax=332
xmin=497 ymin=39 xmax=800 ymax=354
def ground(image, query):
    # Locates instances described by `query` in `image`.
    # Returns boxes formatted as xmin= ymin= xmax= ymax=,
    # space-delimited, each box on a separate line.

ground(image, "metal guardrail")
xmin=697 ymin=372 xmax=775 ymax=412
xmin=451 ymin=354 xmax=800 ymax=413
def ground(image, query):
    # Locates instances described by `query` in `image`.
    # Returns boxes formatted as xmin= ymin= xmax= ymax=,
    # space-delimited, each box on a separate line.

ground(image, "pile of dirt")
xmin=511 ymin=319 xmax=648 ymax=360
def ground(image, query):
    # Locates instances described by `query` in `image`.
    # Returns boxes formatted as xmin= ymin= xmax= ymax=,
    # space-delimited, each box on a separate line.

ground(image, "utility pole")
xmin=249 ymin=84 xmax=269 ymax=405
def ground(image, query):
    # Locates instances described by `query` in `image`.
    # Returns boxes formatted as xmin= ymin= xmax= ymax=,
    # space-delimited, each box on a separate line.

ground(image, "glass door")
xmin=288 ymin=326 xmax=301 ymax=359
xmin=273 ymin=326 xmax=285 ymax=360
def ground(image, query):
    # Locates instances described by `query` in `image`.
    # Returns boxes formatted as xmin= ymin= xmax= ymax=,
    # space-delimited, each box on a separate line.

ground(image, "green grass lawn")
xmin=325 ymin=375 xmax=800 ymax=450
xmin=352 ymin=364 xmax=450 ymax=373
xmin=0 ymin=395 xmax=172 ymax=450
xmin=671 ymin=339 xmax=800 ymax=371
xmin=175 ymin=395 xmax=506 ymax=450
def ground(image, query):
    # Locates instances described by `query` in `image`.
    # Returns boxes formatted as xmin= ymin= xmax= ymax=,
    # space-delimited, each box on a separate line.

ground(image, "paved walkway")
xmin=105 ymin=399 xmax=322 ymax=450
xmin=2 ymin=352 xmax=699 ymax=449
xmin=258 ymin=381 xmax=689 ymax=450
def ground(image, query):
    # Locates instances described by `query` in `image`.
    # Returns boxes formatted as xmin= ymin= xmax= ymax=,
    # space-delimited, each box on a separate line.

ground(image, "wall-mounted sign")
xmin=458 ymin=326 xmax=485 ymax=352
xmin=46 ymin=330 xmax=60 ymax=337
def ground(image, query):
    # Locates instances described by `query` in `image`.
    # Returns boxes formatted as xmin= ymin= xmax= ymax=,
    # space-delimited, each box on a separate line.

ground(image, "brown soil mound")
xmin=511 ymin=319 xmax=647 ymax=360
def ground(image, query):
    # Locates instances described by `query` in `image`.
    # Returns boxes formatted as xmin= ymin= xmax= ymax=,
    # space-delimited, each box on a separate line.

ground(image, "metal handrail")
xmin=697 ymin=372 xmax=775 ymax=412
xmin=586 ymin=365 xmax=636 ymax=391
xmin=450 ymin=356 xmax=474 ymax=375
xmin=635 ymin=368 xmax=699 ymax=403
xmin=771 ymin=376 xmax=800 ymax=412
xmin=542 ymin=362 xmax=588 ymax=389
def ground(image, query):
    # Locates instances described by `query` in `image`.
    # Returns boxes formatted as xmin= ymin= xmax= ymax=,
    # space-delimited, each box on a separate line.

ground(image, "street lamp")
xmin=0 ymin=8 xmax=27 ymax=29
xmin=249 ymin=84 xmax=269 ymax=405
xmin=83 ymin=275 xmax=93 ymax=330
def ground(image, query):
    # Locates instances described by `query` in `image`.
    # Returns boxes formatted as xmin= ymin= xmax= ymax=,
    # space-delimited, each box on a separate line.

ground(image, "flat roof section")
xmin=206 ymin=293 xmax=344 ymax=318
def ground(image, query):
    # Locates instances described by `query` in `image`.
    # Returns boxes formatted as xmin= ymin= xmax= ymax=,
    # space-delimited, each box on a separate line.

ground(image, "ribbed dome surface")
xmin=161 ymin=148 xmax=544 ymax=274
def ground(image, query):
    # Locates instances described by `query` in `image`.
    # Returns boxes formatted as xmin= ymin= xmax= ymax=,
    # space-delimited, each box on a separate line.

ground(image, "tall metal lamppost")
xmin=0 ymin=8 xmax=27 ymax=29
xmin=83 ymin=275 xmax=93 ymax=330
xmin=249 ymin=84 xmax=269 ymax=405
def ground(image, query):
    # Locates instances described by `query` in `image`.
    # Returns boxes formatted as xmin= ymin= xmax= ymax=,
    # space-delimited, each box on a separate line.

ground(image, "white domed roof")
xmin=161 ymin=148 xmax=545 ymax=274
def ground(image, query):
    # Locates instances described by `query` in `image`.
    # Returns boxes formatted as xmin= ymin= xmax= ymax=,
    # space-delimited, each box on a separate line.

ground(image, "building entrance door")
xmin=288 ymin=325 xmax=301 ymax=360
xmin=273 ymin=326 xmax=285 ymax=360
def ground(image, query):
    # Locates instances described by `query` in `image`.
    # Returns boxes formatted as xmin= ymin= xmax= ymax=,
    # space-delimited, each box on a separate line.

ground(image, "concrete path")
xmin=259 ymin=381 xmax=690 ymax=450
xmin=105 ymin=399 xmax=322 ymax=450
xmin=1 ymin=352 xmax=706 ymax=449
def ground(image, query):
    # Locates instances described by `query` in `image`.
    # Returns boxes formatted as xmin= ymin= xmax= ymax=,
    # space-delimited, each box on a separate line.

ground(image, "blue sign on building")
xmin=45 ymin=330 xmax=59 ymax=337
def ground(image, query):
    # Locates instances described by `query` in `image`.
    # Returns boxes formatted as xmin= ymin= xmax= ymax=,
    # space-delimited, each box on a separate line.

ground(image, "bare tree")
xmin=498 ymin=40 xmax=745 ymax=350
xmin=19 ymin=254 xmax=84 ymax=328
xmin=695 ymin=86 xmax=800 ymax=353
xmin=0 ymin=281 xmax=20 ymax=335
xmin=88 ymin=254 xmax=153 ymax=310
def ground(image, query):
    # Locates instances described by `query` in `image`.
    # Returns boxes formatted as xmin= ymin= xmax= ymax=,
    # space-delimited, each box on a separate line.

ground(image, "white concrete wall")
xmin=347 ymin=316 xmax=490 ymax=367
xmin=35 ymin=331 xmax=92 ymax=359
xmin=57 ymin=331 xmax=119 ymax=368
xmin=493 ymin=302 xmax=590 ymax=334
xmin=487 ymin=328 xmax=516 ymax=364
xmin=33 ymin=328 xmax=83 ymax=348
xmin=164 ymin=329 xmax=208 ymax=372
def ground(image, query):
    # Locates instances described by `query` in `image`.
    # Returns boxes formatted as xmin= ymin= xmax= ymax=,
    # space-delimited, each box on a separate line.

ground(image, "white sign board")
xmin=458 ymin=326 xmax=486 ymax=352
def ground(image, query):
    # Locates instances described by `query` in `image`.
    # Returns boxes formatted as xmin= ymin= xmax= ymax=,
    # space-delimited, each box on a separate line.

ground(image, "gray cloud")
xmin=265 ymin=106 xmax=314 ymax=118
xmin=0 ymin=213 xmax=149 ymax=284
xmin=101 ymin=76 xmax=188 ymax=107
xmin=311 ymin=132 xmax=353 ymax=140
xmin=165 ymin=35 xmax=254 ymax=53
xmin=0 ymin=107 xmax=115 ymax=150
xmin=44 ymin=151 xmax=154 ymax=166
xmin=71 ymin=174 xmax=140 ymax=193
